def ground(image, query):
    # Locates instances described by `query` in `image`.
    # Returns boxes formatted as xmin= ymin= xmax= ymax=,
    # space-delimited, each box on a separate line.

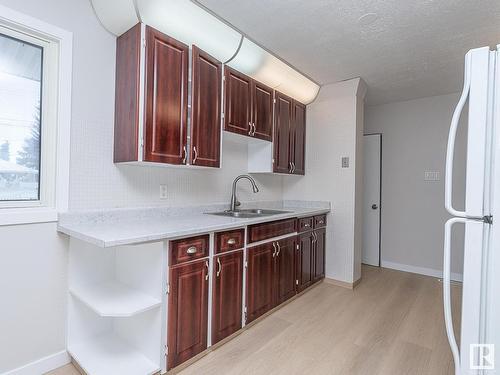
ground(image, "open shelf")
xmin=70 ymin=280 xmax=161 ymax=317
xmin=69 ymin=333 xmax=159 ymax=375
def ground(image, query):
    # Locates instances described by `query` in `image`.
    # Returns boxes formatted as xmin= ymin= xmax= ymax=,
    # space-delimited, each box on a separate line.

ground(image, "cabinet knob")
xmin=304 ymin=223 xmax=310 ymax=228
xmin=186 ymin=246 xmax=197 ymax=254
xmin=227 ymin=238 xmax=236 ymax=245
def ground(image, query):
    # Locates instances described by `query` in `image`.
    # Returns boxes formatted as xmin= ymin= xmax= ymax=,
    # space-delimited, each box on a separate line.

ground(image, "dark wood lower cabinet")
xmin=246 ymin=243 xmax=275 ymax=323
xmin=167 ymin=219 xmax=327 ymax=369
xmin=313 ymin=228 xmax=326 ymax=281
xmin=297 ymin=231 xmax=314 ymax=292
xmin=212 ymin=251 xmax=243 ymax=345
xmin=167 ymin=259 xmax=209 ymax=370
xmin=276 ymin=237 xmax=296 ymax=305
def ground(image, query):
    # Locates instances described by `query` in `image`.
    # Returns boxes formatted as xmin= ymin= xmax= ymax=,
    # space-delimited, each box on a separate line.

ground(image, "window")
xmin=0 ymin=5 xmax=72 ymax=225
xmin=0 ymin=32 xmax=43 ymax=202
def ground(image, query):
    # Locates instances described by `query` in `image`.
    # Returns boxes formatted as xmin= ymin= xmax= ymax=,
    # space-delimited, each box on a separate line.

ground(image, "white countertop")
xmin=58 ymin=200 xmax=330 ymax=248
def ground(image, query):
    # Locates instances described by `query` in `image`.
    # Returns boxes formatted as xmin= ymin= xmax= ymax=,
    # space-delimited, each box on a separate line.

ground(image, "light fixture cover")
xmin=90 ymin=0 xmax=320 ymax=104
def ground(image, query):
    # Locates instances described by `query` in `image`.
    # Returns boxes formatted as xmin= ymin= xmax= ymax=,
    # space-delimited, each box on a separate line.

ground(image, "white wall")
xmin=283 ymin=78 xmax=366 ymax=283
xmin=0 ymin=0 xmax=284 ymax=373
xmin=0 ymin=223 xmax=68 ymax=373
xmin=365 ymin=93 xmax=467 ymax=277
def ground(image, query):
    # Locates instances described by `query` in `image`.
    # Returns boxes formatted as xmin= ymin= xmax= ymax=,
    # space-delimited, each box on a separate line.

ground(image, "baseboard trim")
xmin=2 ymin=350 xmax=70 ymax=375
xmin=381 ymin=261 xmax=463 ymax=282
xmin=324 ymin=277 xmax=362 ymax=289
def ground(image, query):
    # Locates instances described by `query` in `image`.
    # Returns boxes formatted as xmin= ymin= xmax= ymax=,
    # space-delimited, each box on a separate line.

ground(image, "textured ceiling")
xmin=196 ymin=0 xmax=500 ymax=105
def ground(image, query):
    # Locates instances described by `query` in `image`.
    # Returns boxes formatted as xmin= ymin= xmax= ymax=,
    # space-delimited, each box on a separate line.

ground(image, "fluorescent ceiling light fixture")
xmin=90 ymin=0 xmax=320 ymax=103
xmin=137 ymin=0 xmax=241 ymax=63
xmin=229 ymin=38 xmax=319 ymax=103
xmin=90 ymin=0 xmax=139 ymax=35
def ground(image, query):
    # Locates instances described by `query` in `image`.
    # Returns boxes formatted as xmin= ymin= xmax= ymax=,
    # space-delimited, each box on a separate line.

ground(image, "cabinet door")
xmin=144 ymin=26 xmax=189 ymax=164
xmin=273 ymin=91 xmax=293 ymax=174
xmin=246 ymin=243 xmax=274 ymax=323
xmin=212 ymin=251 xmax=243 ymax=345
xmin=252 ymin=81 xmax=273 ymax=141
xmin=297 ymin=232 xmax=313 ymax=292
xmin=224 ymin=67 xmax=252 ymax=136
xmin=276 ymin=237 xmax=296 ymax=305
xmin=313 ymin=228 xmax=326 ymax=281
xmin=167 ymin=260 xmax=209 ymax=370
xmin=291 ymin=100 xmax=306 ymax=175
xmin=191 ymin=46 xmax=222 ymax=167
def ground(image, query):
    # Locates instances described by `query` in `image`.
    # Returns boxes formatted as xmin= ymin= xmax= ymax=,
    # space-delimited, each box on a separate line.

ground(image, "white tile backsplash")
xmin=69 ymin=121 xmax=284 ymax=210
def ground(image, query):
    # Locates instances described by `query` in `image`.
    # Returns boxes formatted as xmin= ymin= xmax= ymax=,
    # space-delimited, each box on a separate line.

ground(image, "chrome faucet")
xmin=230 ymin=175 xmax=259 ymax=212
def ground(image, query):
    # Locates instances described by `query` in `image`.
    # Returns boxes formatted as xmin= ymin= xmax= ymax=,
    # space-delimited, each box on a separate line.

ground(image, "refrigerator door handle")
xmin=443 ymin=217 xmax=466 ymax=375
xmin=445 ymin=52 xmax=472 ymax=218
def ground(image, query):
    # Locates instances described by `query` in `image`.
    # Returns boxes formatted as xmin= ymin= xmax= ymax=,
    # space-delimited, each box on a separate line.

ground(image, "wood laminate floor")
xmin=48 ymin=266 xmax=462 ymax=375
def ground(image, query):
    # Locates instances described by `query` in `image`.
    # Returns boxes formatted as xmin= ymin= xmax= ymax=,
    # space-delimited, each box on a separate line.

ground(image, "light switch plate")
xmin=159 ymin=184 xmax=168 ymax=199
xmin=424 ymin=171 xmax=440 ymax=181
xmin=341 ymin=157 xmax=349 ymax=168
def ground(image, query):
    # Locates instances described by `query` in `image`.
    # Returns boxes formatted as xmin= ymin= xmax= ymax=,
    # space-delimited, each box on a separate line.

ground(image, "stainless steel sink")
xmin=207 ymin=208 xmax=291 ymax=218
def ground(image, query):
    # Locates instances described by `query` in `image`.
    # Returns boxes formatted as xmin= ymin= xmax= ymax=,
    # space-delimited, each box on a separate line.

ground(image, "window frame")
xmin=0 ymin=5 xmax=72 ymax=225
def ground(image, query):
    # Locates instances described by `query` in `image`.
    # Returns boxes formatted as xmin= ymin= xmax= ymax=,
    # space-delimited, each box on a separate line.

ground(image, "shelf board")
xmin=69 ymin=334 xmax=159 ymax=375
xmin=70 ymin=281 xmax=161 ymax=317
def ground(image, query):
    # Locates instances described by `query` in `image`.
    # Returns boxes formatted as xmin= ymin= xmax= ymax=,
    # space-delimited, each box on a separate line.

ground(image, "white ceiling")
xmin=196 ymin=0 xmax=500 ymax=105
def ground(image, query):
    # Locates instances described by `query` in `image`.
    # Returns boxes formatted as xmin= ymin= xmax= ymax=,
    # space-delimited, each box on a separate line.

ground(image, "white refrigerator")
xmin=444 ymin=46 xmax=500 ymax=375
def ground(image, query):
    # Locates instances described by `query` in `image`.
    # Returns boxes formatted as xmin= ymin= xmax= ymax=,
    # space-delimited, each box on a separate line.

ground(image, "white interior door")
xmin=363 ymin=134 xmax=381 ymax=266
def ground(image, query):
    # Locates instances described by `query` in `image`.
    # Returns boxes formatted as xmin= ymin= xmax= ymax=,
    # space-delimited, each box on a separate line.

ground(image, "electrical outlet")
xmin=159 ymin=184 xmax=168 ymax=199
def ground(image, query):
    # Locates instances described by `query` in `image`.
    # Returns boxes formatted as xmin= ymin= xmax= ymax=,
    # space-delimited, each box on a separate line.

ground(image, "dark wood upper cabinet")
xmin=313 ymin=228 xmax=326 ymax=281
xmin=276 ymin=237 xmax=296 ymax=305
xmin=212 ymin=251 xmax=243 ymax=345
xmin=273 ymin=91 xmax=293 ymax=173
xmin=167 ymin=259 xmax=209 ymax=370
xmin=114 ymin=23 xmax=141 ymax=163
xmin=144 ymin=26 xmax=189 ymax=164
xmin=291 ymin=100 xmax=306 ymax=175
xmin=297 ymin=231 xmax=314 ymax=292
xmin=273 ymin=90 xmax=306 ymax=175
xmin=246 ymin=243 xmax=274 ymax=323
xmin=224 ymin=66 xmax=273 ymax=142
xmin=191 ymin=46 xmax=222 ymax=168
xmin=224 ymin=67 xmax=252 ymax=136
xmin=252 ymin=81 xmax=273 ymax=141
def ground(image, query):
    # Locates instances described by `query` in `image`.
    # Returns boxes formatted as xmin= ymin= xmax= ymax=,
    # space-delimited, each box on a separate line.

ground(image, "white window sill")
xmin=0 ymin=207 xmax=58 ymax=226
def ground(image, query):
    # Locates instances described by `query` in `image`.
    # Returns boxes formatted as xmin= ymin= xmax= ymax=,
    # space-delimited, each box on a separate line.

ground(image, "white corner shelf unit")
xmin=68 ymin=239 xmax=165 ymax=375
xmin=69 ymin=280 xmax=162 ymax=317
xmin=68 ymin=333 xmax=159 ymax=375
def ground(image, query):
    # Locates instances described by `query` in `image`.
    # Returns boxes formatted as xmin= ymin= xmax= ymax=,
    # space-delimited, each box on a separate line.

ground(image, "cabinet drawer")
xmin=215 ymin=229 xmax=245 ymax=254
xmin=314 ymin=214 xmax=327 ymax=228
xmin=247 ymin=218 xmax=296 ymax=243
xmin=297 ymin=217 xmax=314 ymax=232
xmin=170 ymin=234 xmax=209 ymax=265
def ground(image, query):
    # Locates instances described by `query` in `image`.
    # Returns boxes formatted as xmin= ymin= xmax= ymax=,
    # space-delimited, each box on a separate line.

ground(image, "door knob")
xmin=371 ymin=204 xmax=378 ymax=210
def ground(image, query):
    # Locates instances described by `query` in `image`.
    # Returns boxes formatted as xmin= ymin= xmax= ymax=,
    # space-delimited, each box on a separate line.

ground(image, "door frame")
xmin=363 ymin=133 xmax=382 ymax=267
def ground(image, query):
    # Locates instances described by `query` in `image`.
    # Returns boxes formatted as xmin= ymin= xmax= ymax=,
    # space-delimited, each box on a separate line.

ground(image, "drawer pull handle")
xmin=227 ymin=238 xmax=236 ymax=245
xmin=304 ymin=223 xmax=310 ymax=227
xmin=319 ymin=220 xmax=324 ymax=224
xmin=186 ymin=246 xmax=197 ymax=255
